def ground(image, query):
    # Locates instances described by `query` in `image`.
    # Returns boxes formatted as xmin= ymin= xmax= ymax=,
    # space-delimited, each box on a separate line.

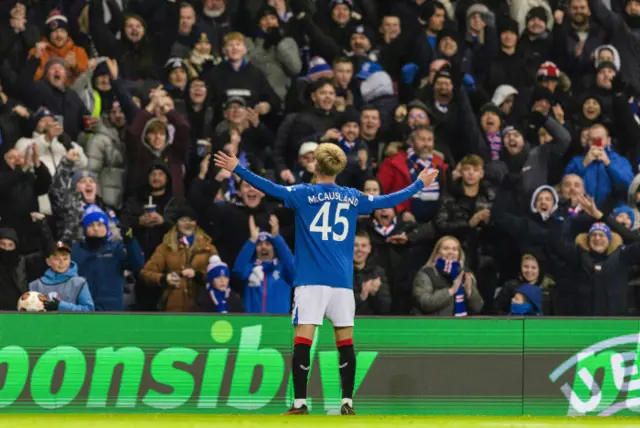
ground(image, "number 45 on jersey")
xmin=310 ymin=202 xmax=349 ymax=242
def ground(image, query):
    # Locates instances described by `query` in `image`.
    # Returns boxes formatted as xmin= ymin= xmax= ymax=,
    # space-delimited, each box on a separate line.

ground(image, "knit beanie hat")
xmin=537 ymin=61 xmax=560 ymax=81
xmin=82 ymin=204 xmax=109 ymax=233
xmin=589 ymin=222 xmax=612 ymax=242
xmin=596 ymin=61 xmax=617 ymax=74
xmin=613 ymin=205 xmax=635 ymax=226
xmin=330 ymin=0 xmax=354 ymax=10
xmin=207 ymin=255 xmax=230 ymax=283
xmin=46 ymin=9 xmax=68 ymax=36
xmin=71 ymin=170 xmax=97 ymax=189
xmin=480 ymin=102 xmax=502 ymax=118
xmin=258 ymin=232 xmax=273 ymax=243
xmin=499 ymin=17 xmax=519 ymax=35
xmin=43 ymin=57 xmax=68 ymax=78
xmin=526 ymin=6 xmax=548 ymax=23
xmin=307 ymin=56 xmax=333 ymax=81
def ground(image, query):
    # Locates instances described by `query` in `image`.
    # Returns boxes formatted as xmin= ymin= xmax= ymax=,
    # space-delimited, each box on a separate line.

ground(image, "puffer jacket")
xmin=232 ymin=235 xmax=294 ymax=314
xmin=15 ymin=133 xmax=88 ymax=215
xmin=412 ymin=265 xmax=484 ymax=316
xmin=140 ymin=227 xmax=217 ymax=312
xmin=72 ymin=238 xmax=144 ymax=311
xmin=245 ymin=36 xmax=302 ymax=108
xmin=86 ymin=121 xmax=127 ymax=209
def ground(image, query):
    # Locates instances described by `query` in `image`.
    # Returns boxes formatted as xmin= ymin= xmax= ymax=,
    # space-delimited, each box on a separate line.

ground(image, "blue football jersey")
xmin=233 ymin=165 xmax=425 ymax=289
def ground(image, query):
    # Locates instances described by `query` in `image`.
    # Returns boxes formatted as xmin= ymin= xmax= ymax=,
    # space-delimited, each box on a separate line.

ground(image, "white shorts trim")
xmin=292 ymin=285 xmax=355 ymax=327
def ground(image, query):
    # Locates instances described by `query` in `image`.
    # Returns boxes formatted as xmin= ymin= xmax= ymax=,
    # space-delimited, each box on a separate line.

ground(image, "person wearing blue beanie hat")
xmin=589 ymin=222 xmax=612 ymax=243
xmin=613 ymin=205 xmax=635 ymax=229
xmin=510 ymin=284 xmax=542 ymax=315
xmin=201 ymin=255 xmax=242 ymax=313
xmin=82 ymin=204 xmax=110 ymax=245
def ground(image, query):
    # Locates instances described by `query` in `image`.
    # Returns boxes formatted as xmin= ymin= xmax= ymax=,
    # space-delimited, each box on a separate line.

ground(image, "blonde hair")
xmin=425 ymin=236 xmax=465 ymax=268
xmin=224 ymin=32 xmax=246 ymax=46
xmin=315 ymin=143 xmax=347 ymax=177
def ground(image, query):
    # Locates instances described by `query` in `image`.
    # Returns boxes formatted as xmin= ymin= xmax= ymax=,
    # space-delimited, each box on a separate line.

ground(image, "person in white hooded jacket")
xmin=14 ymin=107 xmax=88 ymax=215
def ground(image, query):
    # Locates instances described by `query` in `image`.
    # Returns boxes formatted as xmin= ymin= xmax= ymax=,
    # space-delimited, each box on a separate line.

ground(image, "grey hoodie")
xmin=530 ymin=185 xmax=559 ymax=219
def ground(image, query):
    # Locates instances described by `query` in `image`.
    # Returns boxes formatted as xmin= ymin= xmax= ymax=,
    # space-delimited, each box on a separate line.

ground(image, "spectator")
xmin=208 ymin=32 xmax=279 ymax=117
xmin=72 ymin=206 xmax=144 ymax=311
xmin=359 ymin=105 xmax=384 ymax=168
xmin=163 ymin=58 xmax=189 ymax=116
xmin=245 ymin=6 xmax=302 ymax=109
xmin=198 ymin=255 xmax=243 ymax=313
xmin=564 ymin=123 xmax=633 ymax=205
xmin=495 ymin=251 xmax=555 ymax=314
xmin=553 ymin=0 xmax=607 ymax=81
xmin=0 ymin=147 xmax=52 ymax=272
xmin=358 ymin=207 xmax=418 ymax=314
xmin=509 ymin=283 xmax=543 ymax=315
xmin=362 ymin=177 xmax=383 ymax=196
xmin=49 ymin=149 xmax=120 ymax=243
xmin=233 ymin=215 xmax=294 ymax=314
xmin=280 ymin=78 xmax=340 ymax=170
xmin=0 ymin=2 xmax=39 ymax=87
xmin=29 ymin=241 xmax=95 ymax=312
xmin=89 ymin=9 xmax=157 ymax=81
xmin=293 ymin=142 xmax=318 ymax=184
xmin=412 ymin=235 xmax=484 ymax=316
xmin=627 ymin=174 xmax=640 ymax=228
xmin=548 ymin=196 xmax=640 ymax=315
xmin=613 ymin=204 xmax=636 ymax=230
xmin=0 ymin=228 xmax=28 ymax=310
xmin=357 ymin=63 xmax=398 ymax=129
xmin=518 ymin=6 xmax=554 ymax=81
xmin=141 ymin=204 xmax=217 ymax=312
xmin=378 ymin=126 xmax=448 ymax=220
xmin=483 ymin=18 xmax=531 ymax=94
xmin=86 ymin=101 xmax=127 ymax=209
xmin=333 ymin=57 xmax=355 ymax=111
xmin=184 ymin=32 xmax=217 ymax=80
xmin=353 ymin=230 xmax=391 ymax=315
xmin=29 ymin=9 xmax=88 ymax=84
xmin=557 ymin=173 xmax=586 ymax=217
xmin=196 ymin=0 xmax=235 ymax=57
xmin=125 ymin=91 xmax=190 ymax=197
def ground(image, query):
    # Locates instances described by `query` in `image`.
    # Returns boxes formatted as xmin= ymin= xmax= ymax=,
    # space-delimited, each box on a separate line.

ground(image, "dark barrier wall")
xmin=0 ymin=314 xmax=637 ymax=415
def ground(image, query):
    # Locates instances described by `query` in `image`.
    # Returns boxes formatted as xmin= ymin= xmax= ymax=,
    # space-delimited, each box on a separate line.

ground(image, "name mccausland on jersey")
xmin=306 ymin=192 xmax=360 ymax=207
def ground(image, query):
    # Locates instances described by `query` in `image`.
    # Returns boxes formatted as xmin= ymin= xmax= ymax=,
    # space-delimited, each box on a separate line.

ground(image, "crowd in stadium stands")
xmin=1 ymin=0 xmax=640 ymax=316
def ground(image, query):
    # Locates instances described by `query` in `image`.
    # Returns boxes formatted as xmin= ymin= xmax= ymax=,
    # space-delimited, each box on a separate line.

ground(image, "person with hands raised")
xmin=233 ymin=214 xmax=295 ymax=314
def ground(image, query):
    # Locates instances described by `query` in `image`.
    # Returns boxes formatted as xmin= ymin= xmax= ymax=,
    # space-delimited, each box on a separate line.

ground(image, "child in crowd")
xmin=510 ymin=284 xmax=543 ymax=316
xmin=29 ymin=241 xmax=95 ymax=311
xmin=199 ymin=255 xmax=243 ymax=313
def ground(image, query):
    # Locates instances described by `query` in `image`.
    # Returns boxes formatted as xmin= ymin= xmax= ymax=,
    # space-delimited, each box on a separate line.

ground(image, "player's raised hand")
xmin=214 ymin=150 xmax=239 ymax=172
xmin=418 ymin=168 xmax=439 ymax=187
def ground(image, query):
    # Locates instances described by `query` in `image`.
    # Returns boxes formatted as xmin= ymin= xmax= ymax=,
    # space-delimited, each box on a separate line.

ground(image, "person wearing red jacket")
xmin=377 ymin=125 xmax=448 ymax=222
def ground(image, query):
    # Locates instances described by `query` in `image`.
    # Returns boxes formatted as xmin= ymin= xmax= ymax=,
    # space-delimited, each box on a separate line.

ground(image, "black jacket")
xmin=0 ymin=163 xmax=51 ymax=254
xmin=353 ymin=258 xmax=392 ymax=316
xmin=0 ymin=255 xmax=27 ymax=311
xmin=548 ymin=219 xmax=640 ymax=316
xmin=20 ymin=58 xmax=89 ymax=140
xmin=208 ymin=61 xmax=279 ymax=115
xmin=358 ymin=216 xmax=417 ymax=315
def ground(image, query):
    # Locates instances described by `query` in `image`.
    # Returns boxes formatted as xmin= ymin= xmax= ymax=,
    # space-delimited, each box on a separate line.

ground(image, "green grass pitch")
xmin=1 ymin=415 xmax=638 ymax=428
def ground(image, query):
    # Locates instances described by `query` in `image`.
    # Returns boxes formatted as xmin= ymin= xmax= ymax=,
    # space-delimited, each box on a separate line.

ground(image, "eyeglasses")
xmin=410 ymin=113 xmax=426 ymax=119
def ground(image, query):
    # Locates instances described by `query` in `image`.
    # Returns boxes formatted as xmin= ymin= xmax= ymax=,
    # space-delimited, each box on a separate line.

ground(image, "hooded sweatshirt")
xmin=28 ymin=262 xmax=95 ymax=311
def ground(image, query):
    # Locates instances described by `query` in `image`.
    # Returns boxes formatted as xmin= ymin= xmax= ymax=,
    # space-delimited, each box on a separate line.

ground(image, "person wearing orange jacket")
xmin=28 ymin=9 xmax=88 ymax=85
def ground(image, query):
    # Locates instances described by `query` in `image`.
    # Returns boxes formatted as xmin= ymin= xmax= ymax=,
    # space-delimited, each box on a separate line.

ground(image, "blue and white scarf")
xmin=373 ymin=217 xmax=397 ymax=237
xmin=338 ymin=136 xmax=357 ymax=154
xmin=407 ymin=148 xmax=439 ymax=201
xmin=207 ymin=286 xmax=230 ymax=313
xmin=435 ymin=257 xmax=467 ymax=317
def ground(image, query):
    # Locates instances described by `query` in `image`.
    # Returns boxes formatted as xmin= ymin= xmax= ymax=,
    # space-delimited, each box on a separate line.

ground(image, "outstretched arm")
xmin=359 ymin=169 xmax=439 ymax=214
xmin=215 ymin=151 xmax=292 ymax=202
